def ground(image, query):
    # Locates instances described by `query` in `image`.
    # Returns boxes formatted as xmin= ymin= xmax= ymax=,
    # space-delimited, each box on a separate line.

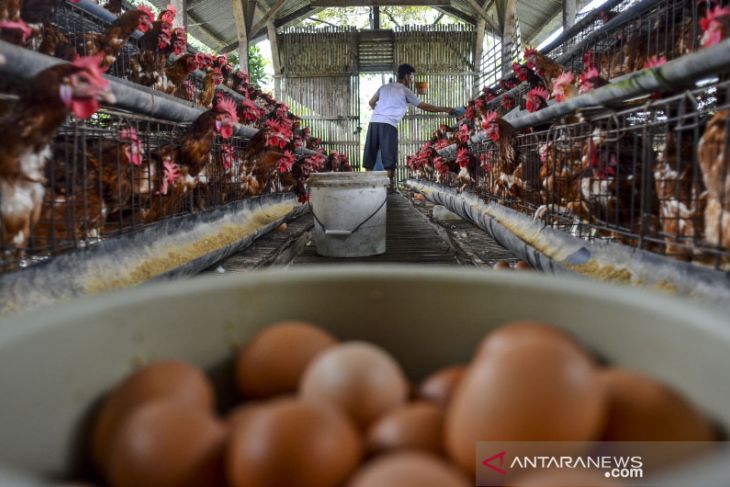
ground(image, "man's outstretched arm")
xmin=417 ymin=102 xmax=456 ymax=115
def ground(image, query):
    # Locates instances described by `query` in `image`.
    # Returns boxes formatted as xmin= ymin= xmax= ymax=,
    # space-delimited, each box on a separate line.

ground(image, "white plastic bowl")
xmin=0 ymin=266 xmax=728 ymax=485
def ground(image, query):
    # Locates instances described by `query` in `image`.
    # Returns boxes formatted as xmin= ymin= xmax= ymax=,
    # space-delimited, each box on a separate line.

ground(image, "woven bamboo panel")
xmin=276 ymin=74 xmax=361 ymax=169
xmin=279 ymin=27 xmax=359 ymax=76
xmin=394 ymin=25 xmax=476 ymax=73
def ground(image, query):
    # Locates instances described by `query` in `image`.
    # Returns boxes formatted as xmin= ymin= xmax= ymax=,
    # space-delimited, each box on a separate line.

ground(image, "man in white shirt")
xmin=364 ymin=64 xmax=455 ymax=190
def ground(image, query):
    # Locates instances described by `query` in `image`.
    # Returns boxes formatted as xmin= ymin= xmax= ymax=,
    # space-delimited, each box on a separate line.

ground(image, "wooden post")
xmin=231 ymin=0 xmax=253 ymax=72
xmin=372 ymin=6 xmax=380 ymax=30
xmin=268 ymin=21 xmax=281 ymax=98
xmin=563 ymin=0 xmax=576 ymax=29
xmin=268 ymin=21 xmax=281 ymax=75
xmin=499 ymin=0 xmax=517 ymax=76
xmin=474 ymin=18 xmax=485 ymax=90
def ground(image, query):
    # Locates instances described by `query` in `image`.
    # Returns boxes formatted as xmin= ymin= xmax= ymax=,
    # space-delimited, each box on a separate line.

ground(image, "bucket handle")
xmin=310 ymin=196 xmax=388 ymax=238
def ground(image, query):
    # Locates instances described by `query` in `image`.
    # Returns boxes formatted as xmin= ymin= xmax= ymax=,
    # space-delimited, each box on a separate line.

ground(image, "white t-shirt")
xmin=371 ymin=82 xmax=422 ymax=127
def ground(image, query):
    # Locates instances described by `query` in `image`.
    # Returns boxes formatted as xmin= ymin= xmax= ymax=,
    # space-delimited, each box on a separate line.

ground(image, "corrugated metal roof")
xmin=182 ymin=0 xmax=565 ymax=53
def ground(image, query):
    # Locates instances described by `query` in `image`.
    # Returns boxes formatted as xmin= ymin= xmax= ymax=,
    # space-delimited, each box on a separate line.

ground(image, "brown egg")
xmin=366 ymin=402 xmax=444 ymax=456
xmin=235 ymin=321 xmax=336 ymax=399
xmin=493 ymin=261 xmax=511 ymax=270
xmin=414 ymin=193 xmax=426 ymax=202
xmin=226 ymin=401 xmax=274 ymax=430
xmin=92 ymin=361 xmax=214 ymax=470
xmin=508 ymin=469 xmax=622 ymax=486
xmin=300 ymin=342 xmax=409 ymax=430
xmin=417 ymin=365 xmax=466 ymax=408
xmin=475 ymin=321 xmax=591 ymax=362
xmin=276 ymin=222 xmax=288 ymax=232
xmin=445 ymin=339 xmax=606 ymax=474
xmin=107 ymin=400 xmax=226 ymax=487
xmin=599 ymin=368 xmax=716 ymax=441
xmin=513 ymin=261 xmax=532 ymax=270
xmin=227 ymin=398 xmax=361 ymax=487
xmin=347 ymin=452 xmax=470 ymax=487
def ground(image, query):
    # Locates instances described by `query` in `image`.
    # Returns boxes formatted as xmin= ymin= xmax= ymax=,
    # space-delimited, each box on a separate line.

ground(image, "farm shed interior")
xmin=1 ymin=0 xmax=730 ymax=484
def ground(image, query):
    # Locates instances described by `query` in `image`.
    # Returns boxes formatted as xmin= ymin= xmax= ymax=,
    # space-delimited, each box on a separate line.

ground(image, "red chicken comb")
xmin=701 ymin=5 xmax=730 ymax=30
xmin=582 ymin=50 xmax=595 ymax=66
xmin=277 ymin=151 xmax=296 ymax=174
xmin=216 ymin=53 xmax=227 ymax=64
xmin=524 ymin=47 xmax=538 ymax=58
xmin=216 ymin=96 xmax=239 ymax=123
xmin=580 ymin=66 xmax=600 ymax=82
xmin=137 ymin=5 xmax=154 ymax=21
xmin=0 ymin=19 xmax=33 ymax=43
xmin=166 ymin=4 xmax=177 ymax=16
xmin=554 ymin=70 xmax=575 ymax=86
xmin=527 ymin=86 xmax=549 ymax=99
xmin=119 ymin=125 xmax=138 ymax=140
xmin=643 ymin=55 xmax=667 ymax=69
xmin=483 ymin=110 xmax=499 ymax=125
xmin=72 ymin=54 xmax=109 ymax=83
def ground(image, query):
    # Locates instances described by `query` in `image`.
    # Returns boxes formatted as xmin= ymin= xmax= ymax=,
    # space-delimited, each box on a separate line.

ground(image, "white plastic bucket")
xmin=308 ymin=171 xmax=390 ymax=257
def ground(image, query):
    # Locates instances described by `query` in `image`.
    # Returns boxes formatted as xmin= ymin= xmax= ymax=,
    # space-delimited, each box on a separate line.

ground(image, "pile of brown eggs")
xmin=493 ymin=261 xmax=532 ymax=270
xmin=84 ymin=320 xmax=719 ymax=487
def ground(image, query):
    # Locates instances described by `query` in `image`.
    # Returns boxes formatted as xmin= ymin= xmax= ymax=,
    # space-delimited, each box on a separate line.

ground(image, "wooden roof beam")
xmin=436 ymin=6 xmax=476 ymax=24
xmin=222 ymin=5 xmax=320 ymax=53
xmin=187 ymin=9 xmax=228 ymax=47
xmin=251 ymin=0 xmax=288 ymax=34
xmin=463 ymin=0 xmax=498 ymax=33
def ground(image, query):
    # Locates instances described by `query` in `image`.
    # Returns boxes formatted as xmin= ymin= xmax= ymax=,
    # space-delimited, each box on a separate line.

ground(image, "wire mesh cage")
xmin=0 ymin=107 xmax=289 ymax=273
xmin=476 ymin=0 xmax=712 ymax=117
xmin=40 ymin=0 xmax=213 ymax=105
xmin=543 ymin=0 xmax=636 ymax=60
xmin=49 ymin=0 xmax=141 ymax=79
xmin=420 ymin=77 xmax=730 ymax=271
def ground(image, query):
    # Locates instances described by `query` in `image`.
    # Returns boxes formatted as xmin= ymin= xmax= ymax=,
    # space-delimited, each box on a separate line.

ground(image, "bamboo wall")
xmin=279 ymin=27 xmax=358 ymax=76
xmin=276 ymin=25 xmax=478 ymax=174
xmin=394 ymin=25 xmax=476 ymax=73
xmin=278 ymin=27 xmax=361 ymax=168
xmin=394 ymin=25 xmax=477 ymax=181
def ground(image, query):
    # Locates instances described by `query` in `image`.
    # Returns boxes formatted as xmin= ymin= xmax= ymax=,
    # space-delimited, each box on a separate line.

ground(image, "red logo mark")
xmin=482 ymin=450 xmax=508 ymax=475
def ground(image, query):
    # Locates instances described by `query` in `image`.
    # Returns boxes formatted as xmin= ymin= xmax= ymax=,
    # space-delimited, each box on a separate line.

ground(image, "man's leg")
xmin=362 ymin=123 xmax=379 ymax=171
xmin=380 ymin=124 xmax=398 ymax=191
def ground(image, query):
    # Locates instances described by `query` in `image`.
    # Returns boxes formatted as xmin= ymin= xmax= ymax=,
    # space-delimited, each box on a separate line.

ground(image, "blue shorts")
xmin=363 ymin=122 xmax=398 ymax=170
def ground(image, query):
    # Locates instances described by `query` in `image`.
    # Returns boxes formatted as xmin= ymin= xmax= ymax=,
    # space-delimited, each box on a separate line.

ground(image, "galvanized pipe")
xmin=439 ymin=37 xmax=730 ymax=159
xmin=66 ymin=0 xmax=255 ymax=104
xmin=406 ymin=179 xmax=730 ymax=307
xmin=556 ymin=0 xmax=662 ymax=65
xmin=468 ymin=0 xmax=630 ymax=126
xmin=541 ymin=0 xmax=626 ymax=55
xmin=0 ymin=40 xmax=260 ymax=138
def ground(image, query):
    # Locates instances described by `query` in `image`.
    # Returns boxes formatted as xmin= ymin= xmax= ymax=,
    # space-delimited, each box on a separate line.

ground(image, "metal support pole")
xmin=562 ymin=0 xmax=576 ymax=29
